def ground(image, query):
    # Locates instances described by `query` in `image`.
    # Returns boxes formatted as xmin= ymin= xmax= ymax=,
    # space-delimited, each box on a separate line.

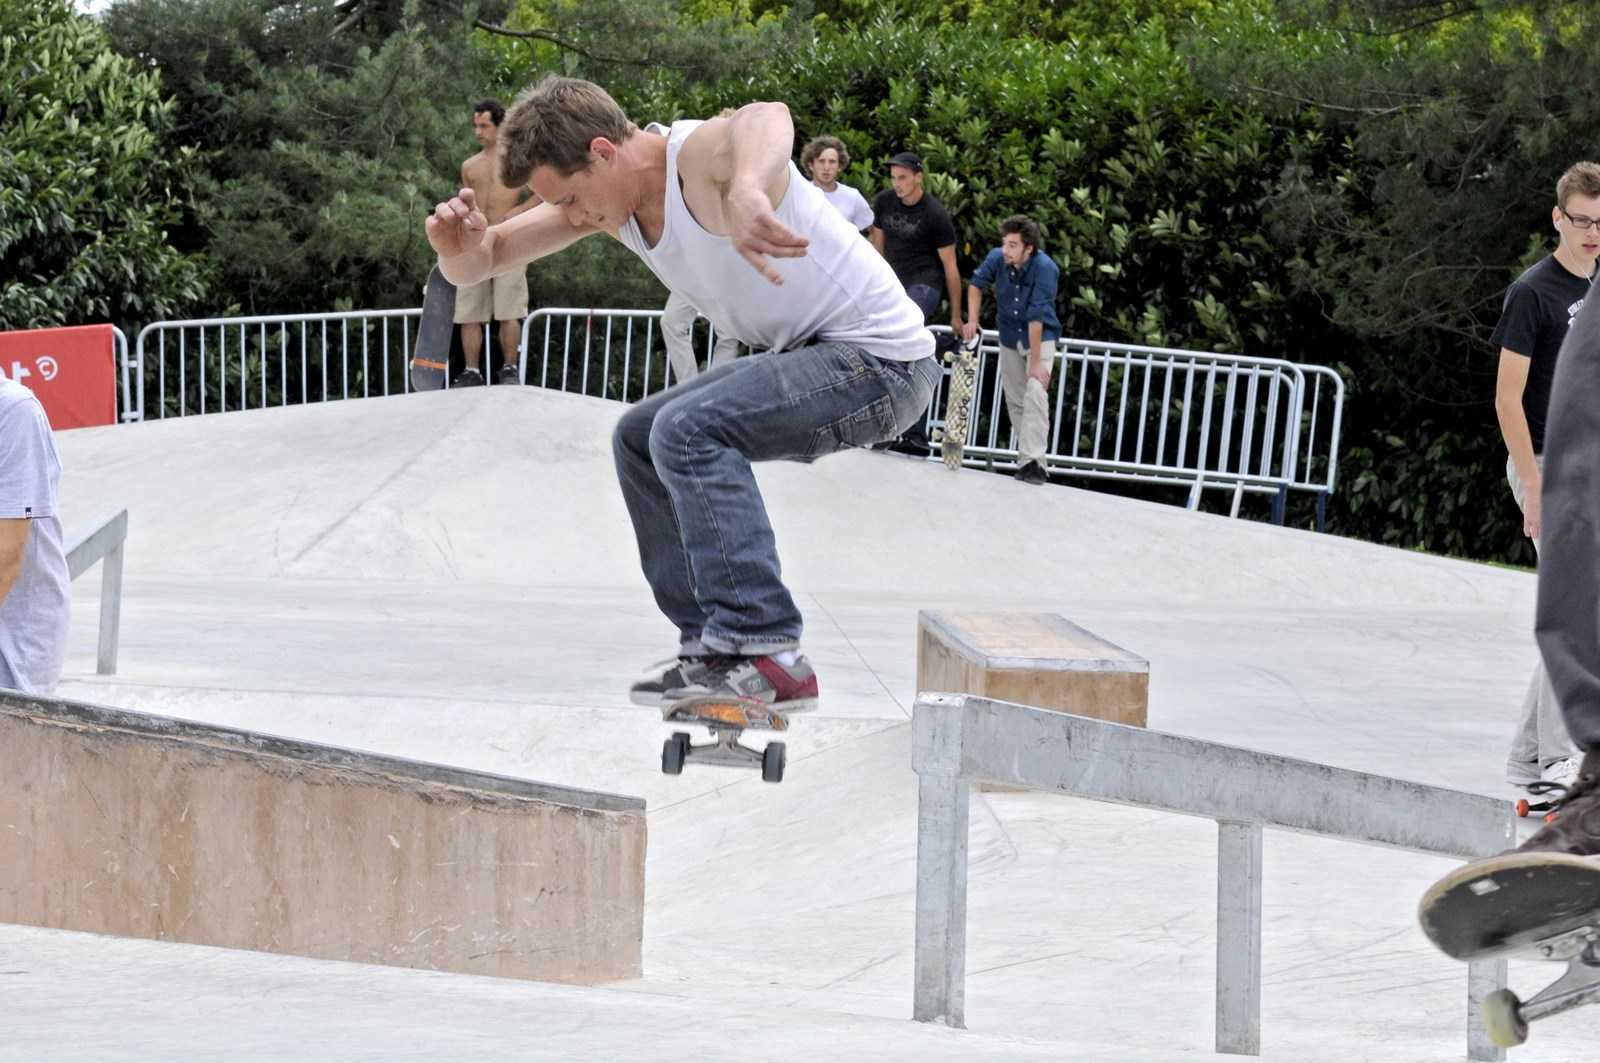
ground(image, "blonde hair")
xmin=1557 ymin=162 xmax=1600 ymax=211
xmin=499 ymin=75 xmax=638 ymax=186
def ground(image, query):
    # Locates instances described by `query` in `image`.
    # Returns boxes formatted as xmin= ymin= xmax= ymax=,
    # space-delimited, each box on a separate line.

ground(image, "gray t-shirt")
xmin=0 ymin=374 xmax=70 ymax=693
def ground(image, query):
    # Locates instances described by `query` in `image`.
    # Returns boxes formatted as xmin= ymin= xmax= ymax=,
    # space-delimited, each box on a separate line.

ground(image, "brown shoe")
xmin=1518 ymin=750 xmax=1600 ymax=856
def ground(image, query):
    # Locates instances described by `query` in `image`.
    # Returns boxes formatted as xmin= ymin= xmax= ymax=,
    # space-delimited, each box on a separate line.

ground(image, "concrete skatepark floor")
xmin=11 ymin=386 xmax=1584 ymax=1060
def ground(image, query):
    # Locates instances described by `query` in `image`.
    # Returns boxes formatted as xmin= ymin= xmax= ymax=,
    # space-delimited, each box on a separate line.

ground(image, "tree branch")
xmin=472 ymin=18 xmax=687 ymax=69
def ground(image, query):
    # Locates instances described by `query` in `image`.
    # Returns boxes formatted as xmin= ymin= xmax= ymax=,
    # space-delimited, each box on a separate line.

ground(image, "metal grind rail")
xmin=910 ymin=692 xmax=1515 ymax=1061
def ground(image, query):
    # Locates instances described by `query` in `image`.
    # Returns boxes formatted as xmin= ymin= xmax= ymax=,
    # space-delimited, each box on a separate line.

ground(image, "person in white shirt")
xmin=426 ymin=77 xmax=937 ymax=713
xmin=800 ymin=135 xmax=873 ymax=233
xmin=0 ymin=372 xmax=70 ymax=694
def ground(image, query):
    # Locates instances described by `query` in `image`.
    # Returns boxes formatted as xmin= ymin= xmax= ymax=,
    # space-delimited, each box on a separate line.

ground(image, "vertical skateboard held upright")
xmin=409 ymin=265 xmax=457 ymax=391
xmin=935 ymin=332 xmax=981 ymax=470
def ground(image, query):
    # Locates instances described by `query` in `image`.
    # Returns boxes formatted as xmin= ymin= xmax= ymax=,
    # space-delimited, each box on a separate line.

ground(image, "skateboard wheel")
xmin=761 ymin=741 xmax=786 ymax=784
xmin=1482 ymin=988 xmax=1528 ymax=1048
xmin=1516 ymin=799 xmax=1530 ymax=818
xmin=661 ymin=732 xmax=690 ymax=776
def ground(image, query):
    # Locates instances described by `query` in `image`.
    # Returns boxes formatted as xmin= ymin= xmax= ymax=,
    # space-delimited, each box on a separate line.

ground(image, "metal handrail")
xmin=65 ymin=508 xmax=128 ymax=676
xmin=910 ymin=692 xmax=1514 ymax=1061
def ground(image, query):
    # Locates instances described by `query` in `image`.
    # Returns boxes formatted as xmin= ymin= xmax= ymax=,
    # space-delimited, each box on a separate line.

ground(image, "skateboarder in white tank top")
xmin=426 ymin=76 xmax=939 ymax=712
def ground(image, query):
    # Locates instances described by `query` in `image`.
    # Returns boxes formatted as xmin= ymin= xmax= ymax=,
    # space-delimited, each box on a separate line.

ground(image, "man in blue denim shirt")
xmin=961 ymin=215 xmax=1061 ymax=484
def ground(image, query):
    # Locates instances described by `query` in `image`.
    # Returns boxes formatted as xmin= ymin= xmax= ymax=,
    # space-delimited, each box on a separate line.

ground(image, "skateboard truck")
xmin=1482 ymin=927 xmax=1600 ymax=1047
xmin=1515 ymin=797 xmax=1556 ymax=821
xmin=660 ymin=697 xmax=787 ymax=783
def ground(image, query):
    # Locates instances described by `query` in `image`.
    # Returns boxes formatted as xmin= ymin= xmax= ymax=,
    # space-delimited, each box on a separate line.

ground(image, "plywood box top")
xmin=919 ymin=610 xmax=1148 ymax=674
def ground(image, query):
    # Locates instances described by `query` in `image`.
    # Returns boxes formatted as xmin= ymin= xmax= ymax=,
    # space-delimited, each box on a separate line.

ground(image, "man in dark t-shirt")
xmin=869 ymin=152 xmax=963 ymax=452
xmin=1492 ymin=160 xmax=1600 ymax=791
xmin=870 ymin=152 xmax=962 ymax=331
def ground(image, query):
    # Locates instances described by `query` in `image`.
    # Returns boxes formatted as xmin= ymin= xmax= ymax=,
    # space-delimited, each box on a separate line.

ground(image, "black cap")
xmin=887 ymin=151 xmax=923 ymax=173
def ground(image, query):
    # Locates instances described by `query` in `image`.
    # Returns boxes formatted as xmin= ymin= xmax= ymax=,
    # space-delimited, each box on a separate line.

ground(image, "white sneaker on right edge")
xmin=1541 ymin=755 xmax=1582 ymax=789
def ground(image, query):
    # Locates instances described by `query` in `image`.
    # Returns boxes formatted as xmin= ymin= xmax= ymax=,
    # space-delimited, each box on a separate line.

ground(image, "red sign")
xmin=0 ymin=324 xmax=118 ymax=430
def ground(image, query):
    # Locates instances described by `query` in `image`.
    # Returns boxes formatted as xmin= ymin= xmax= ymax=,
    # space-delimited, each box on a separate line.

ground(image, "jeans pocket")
xmin=804 ymin=394 xmax=899 ymax=459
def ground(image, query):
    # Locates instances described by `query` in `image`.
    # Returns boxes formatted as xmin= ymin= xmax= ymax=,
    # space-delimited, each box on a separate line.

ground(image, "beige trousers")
xmin=998 ymin=340 xmax=1054 ymax=465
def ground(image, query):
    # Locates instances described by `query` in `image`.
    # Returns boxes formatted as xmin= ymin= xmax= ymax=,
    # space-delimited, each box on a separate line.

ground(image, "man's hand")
xmin=949 ymin=313 xmax=963 ymax=335
xmin=1524 ymin=474 xmax=1542 ymax=540
xmin=426 ymin=187 xmax=489 ymax=258
xmin=1029 ymin=363 xmax=1052 ymax=388
xmin=960 ymin=321 xmax=979 ymax=342
xmin=726 ymin=181 xmax=809 ymax=284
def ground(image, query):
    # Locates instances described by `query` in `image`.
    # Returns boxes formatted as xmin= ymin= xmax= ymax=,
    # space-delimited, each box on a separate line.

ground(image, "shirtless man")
xmin=455 ymin=99 xmax=541 ymax=386
xmin=426 ymin=76 xmax=937 ymax=710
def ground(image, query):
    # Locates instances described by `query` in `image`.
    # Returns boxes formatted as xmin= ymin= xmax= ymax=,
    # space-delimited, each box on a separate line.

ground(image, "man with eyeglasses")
xmin=1492 ymin=161 xmax=1600 ymax=794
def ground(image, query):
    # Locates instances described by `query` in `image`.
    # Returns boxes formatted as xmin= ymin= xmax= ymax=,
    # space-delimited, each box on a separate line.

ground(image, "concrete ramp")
xmin=0 ymin=690 xmax=645 ymax=984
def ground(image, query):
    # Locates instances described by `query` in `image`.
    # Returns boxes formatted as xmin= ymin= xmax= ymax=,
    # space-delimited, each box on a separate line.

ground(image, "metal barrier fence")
xmin=65 ymin=508 xmax=128 ymax=676
xmin=910 ymin=692 xmax=1514 ymax=1061
xmin=517 ymin=310 xmax=1346 ymax=523
xmin=922 ymin=332 xmax=1344 ymax=524
xmin=518 ymin=307 xmax=711 ymax=402
xmin=134 ymin=309 xmax=433 ymax=418
xmin=125 ymin=305 xmax=1344 ymax=520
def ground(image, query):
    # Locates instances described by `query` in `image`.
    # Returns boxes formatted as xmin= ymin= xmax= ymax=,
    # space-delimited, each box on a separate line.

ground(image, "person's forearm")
xmin=0 ymin=522 xmax=27 ymax=610
xmin=438 ymin=235 xmax=496 ymax=286
xmin=1028 ymin=321 xmax=1044 ymax=371
xmin=1496 ymin=395 xmax=1540 ymax=483
xmin=945 ymin=266 xmax=962 ymax=321
xmin=726 ymin=102 xmax=794 ymax=197
xmin=966 ymin=286 xmax=982 ymax=329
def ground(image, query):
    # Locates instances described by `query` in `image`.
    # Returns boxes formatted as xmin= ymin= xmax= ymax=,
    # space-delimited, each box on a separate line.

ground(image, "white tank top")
xmin=618 ymin=122 xmax=933 ymax=362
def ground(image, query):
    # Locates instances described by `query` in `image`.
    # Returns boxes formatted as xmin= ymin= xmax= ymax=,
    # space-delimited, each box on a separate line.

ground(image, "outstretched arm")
xmin=427 ymin=187 xmax=597 ymax=286
xmin=683 ymin=102 xmax=810 ymax=284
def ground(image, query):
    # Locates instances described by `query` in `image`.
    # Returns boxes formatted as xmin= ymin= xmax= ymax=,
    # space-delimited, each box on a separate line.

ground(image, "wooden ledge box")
xmin=916 ymin=611 xmax=1148 ymax=728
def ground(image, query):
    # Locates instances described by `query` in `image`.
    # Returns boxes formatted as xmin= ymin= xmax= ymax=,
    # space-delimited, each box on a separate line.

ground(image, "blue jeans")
xmin=905 ymin=283 xmax=942 ymax=321
xmin=613 ymin=341 xmax=940 ymax=655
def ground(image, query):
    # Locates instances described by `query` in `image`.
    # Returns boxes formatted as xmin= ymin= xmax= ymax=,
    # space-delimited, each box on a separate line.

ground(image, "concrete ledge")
xmin=0 ymin=691 xmax=645 ymax=984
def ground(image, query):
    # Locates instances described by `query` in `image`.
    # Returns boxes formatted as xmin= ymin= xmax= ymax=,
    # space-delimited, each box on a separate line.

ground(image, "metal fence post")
xmin=1216 ymin=821 xmax=1264 ymax=1055
xmin=1467 ymin=959 xmax=1508 ymax=1062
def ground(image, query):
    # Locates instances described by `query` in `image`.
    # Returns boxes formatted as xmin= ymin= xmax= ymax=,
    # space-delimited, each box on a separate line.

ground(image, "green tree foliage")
xmin=1193 ymin=0 xmax=1600 ymax=560
xmin=0 ymin=0 xmax=210 ymax=331
xmin=103 ymin=0 xmax=487 ymax=315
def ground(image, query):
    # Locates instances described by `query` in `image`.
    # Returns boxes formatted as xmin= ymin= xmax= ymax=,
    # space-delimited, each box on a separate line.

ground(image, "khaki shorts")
xmin=454 ymin=270 xmax=529 ymax=323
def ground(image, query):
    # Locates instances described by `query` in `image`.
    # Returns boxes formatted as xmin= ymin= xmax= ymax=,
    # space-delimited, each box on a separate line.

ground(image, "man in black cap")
xmin=870 ymin=151 xmax=962 ymax=453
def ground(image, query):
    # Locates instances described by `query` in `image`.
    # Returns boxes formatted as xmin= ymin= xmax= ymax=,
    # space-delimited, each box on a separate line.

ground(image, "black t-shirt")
xmin=872 ymin=189 xmax=956 ymax=292
xmin=1490 ymin=254 xmax=1593 ymax=453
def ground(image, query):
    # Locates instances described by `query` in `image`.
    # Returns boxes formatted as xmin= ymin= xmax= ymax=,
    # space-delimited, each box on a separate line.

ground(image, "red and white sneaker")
xmin=667 ymin=653 xmax=819 ymax=713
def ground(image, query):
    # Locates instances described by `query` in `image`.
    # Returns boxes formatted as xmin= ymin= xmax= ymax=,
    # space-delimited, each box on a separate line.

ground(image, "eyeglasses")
xmin=1561 ymin=207 xmax=1600 ymax=231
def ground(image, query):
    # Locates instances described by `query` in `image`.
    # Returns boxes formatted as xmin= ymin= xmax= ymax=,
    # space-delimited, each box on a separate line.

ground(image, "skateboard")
xmin=409 ymin=265 xmax=456 ymax=391
xmin=934 ymin=332 xmax=981 ymax=469
xmin=660 ymin=694 xmax=787 ymax=783
xmin=1418 ymin=850 xmax=1600 ymax=1047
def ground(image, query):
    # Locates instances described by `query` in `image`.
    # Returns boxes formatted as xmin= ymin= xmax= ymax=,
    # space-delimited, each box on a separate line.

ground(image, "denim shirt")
xmin=969 ymin=248 xmax=1061 ymax=350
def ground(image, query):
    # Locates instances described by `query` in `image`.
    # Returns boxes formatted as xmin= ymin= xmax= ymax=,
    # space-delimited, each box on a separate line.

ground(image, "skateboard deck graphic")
xmin=660 ymin=695 xmax=788 ymax=783
xmin=409 ymin=265 xmax=456 ymax=391
xmin=1418 ymin=850 xmax=1600 ymax=1047
xmin=935 ymin=334 xmax=980 ymax=469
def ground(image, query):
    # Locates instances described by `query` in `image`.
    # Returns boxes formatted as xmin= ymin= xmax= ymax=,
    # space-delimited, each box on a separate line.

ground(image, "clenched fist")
xmin=426 ymin=187 xmax=488 ymax=258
